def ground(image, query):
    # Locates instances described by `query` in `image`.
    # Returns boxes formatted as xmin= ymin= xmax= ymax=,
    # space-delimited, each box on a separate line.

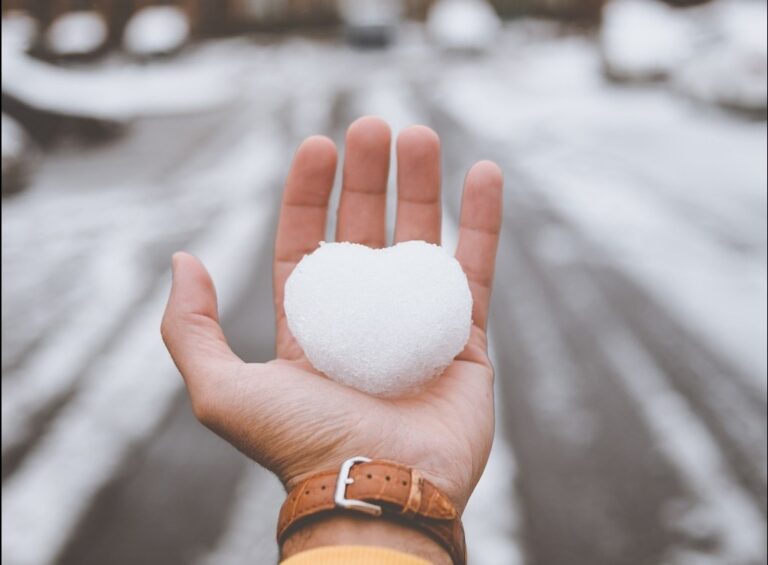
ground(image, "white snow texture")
xmin=46 ymin=11 xmax=107 ymax=56
xmin=124 ymin=6 xmax=190 ymax=56
xmin=284 ymin=241 xmax=473 ymax=397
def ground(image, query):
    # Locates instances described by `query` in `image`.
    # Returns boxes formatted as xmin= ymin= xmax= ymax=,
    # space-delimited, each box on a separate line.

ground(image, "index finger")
xmin=274 ymin=136 xmax=337 ymax=358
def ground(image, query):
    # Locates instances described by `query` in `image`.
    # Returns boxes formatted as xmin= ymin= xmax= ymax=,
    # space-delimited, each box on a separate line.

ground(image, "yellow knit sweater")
xmin=281 ymin=546 xmax=431 ymax=564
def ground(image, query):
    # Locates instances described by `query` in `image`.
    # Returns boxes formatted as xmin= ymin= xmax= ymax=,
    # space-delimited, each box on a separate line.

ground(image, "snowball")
xmin=284 ymin=241 xmax=473 ymax=397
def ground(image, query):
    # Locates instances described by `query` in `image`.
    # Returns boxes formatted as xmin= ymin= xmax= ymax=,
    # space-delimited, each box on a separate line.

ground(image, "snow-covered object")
xmin=2 ymin=114 xmax=33 ymax=194
xmin=45 ymin=10 xmax=107 ymax=56
xmin=123 ymin=6 xmax=190 ymax=57
xmin=284 ymin=241 xmax=473 ymax=397
xmin=2 ymin=114 xmax=25 ymax=164
xmin=714 ymin=0 xmax=768 ymax=56
xmin=600 ymin=0 xmax=695 ymax=81
xmin=674 ymin=1 xmax=767 ymax=115
xmin=675 ymin=45 xmax=767 ymax=115
xmin=1 ymin=11 xmax=39 ymax=53
xmin=427 ymin=0 xmax=501 ymax=53
xmin=1 ymin=49 xmax=237 ymax=120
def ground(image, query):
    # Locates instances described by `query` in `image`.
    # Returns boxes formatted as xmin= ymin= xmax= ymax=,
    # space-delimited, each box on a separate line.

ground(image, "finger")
xmin=394 ymin=125 xmax=442 ymax=244
xmin=336 ymin=116 xmax=391 ymax=247
xmin=274 ymin=136 xmax=337 ymax=357
xmin=455 ymin=161 xmax=503 ymax=330
xmin=161 ymin=252 xmax=242 ymax=393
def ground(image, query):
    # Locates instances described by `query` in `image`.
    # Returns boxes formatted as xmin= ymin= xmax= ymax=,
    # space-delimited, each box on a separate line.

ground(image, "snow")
xmin=45 ymin=10 xmax=107 ymax=56
xmin=343 ymin=77 xmax=523 ymax=557
xmin=675 ymin=44 xmax=767 ymax=113
xmin=1 ymin=250 xmax=150 ymax=453
xmin=1 ymin=24 xmax=764 ymax=565
xmin=427 ymin=0 xmax=501 ymax=53
xmin=123 ymin=6 xmax=190 ymax=56
xmin=463 ymin=333 xmax=526 ymax=565
xmin=601 ymin=0 xmax=768 ymax=112
xmin=674 ymin=1 xmax=767 ymax=113
xmin=1 ymin=113 xmax=29 ymax=193
xmin=598 ymin=318 xmax=766 ymax=563
xmin=520 ymin=128 xmax=767 ymax=392
xmin=1 ymin=114 xmax=25 ymax=161
xmin=195 ymin=467 xmax=283 ymax=565
xmin=501 ymin=191 xmax=765 ymax=563
xmin=1 ymin=11 xmax=38 ymax=52
xmin=600 ymin=0 xmax=695 ymax=80
xmin=1 ymin=127 xmax=285 ymax=565
xmin=433 ymin=33 xmax=767 ymax=392
xmin=1 ymin=48 xmax=240 ymax=119
xmin=285 ymin=241 xmax=472 ymax=396
xmin=714 ymin=0 xmax=768 ymax=55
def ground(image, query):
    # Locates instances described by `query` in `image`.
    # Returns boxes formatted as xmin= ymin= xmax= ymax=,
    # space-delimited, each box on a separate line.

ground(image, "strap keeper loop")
xmin=401 ymin=468 xmax=424 ymax=517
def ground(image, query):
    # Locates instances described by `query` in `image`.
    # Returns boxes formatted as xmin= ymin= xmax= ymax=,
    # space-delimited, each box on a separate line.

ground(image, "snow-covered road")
xmin=2 ymin=23 xmax=766 ymax=565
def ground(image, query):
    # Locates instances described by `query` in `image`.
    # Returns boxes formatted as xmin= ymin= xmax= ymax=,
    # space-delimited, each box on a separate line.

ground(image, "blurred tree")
xmin=1 ymin=0 xmax=722 ymax=34
xmin=491 ymin=0 xmax=606 ymax=21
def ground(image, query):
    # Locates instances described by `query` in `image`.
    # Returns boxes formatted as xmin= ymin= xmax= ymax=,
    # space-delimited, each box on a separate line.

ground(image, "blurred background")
xmin=1 ymin=0 xmax=766 ymax=564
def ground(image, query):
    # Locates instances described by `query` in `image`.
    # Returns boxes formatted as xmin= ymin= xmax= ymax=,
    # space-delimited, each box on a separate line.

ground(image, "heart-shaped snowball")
xmin=284 ymin=241 xmax=473 ymax=397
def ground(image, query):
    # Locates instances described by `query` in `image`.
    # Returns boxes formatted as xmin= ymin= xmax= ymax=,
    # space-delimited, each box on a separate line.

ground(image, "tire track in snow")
xmin=508 ymin=197 xmax=766 ymax=564
xmin=58 ymin=82 xmax=341 ymax=564
xmin=1 ymin=105 xmax=266 ymax=480
xmin=1 ymin=130 xmax=284 ymax=565
xmin=435 ymin=91 xmax=764 ymax=563
xmin=517 ymin=177 xmax=767 ymax=513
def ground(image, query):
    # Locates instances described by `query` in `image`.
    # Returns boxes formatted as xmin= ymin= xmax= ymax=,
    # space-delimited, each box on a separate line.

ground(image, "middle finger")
xmin=335 ymin=116 xmax=391 ymax=247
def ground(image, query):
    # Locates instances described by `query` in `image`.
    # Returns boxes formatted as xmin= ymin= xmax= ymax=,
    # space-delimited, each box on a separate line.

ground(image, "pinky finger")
xmin=455 ymin=161 xmax=503 ymax=330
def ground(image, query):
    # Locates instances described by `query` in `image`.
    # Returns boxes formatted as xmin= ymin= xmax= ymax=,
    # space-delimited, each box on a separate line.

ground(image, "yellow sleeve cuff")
xmin=280 ymin=545 xmax=432 ymax=565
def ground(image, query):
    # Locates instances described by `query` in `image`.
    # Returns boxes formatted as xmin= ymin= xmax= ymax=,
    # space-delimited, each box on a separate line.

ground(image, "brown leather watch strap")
xmin=277 ymin=457 xmax=466 ymax=565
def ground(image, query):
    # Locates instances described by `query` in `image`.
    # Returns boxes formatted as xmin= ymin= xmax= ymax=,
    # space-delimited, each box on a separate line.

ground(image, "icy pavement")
xmin=2 ymin=22 xmax=766 ymax=565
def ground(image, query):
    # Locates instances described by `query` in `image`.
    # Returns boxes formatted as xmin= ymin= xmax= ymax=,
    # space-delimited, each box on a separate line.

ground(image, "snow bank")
xmin=1 ymin=49 xmax=239 ymax=120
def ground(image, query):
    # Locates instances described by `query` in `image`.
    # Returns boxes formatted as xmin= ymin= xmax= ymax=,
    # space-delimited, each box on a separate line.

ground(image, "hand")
xmin=161 ymin=117 xmax=503 ymax=562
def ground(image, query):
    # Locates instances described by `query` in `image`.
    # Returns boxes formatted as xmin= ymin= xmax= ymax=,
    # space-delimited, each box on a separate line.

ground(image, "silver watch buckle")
xmin=334 ymin=456 xmax=383 ymax=516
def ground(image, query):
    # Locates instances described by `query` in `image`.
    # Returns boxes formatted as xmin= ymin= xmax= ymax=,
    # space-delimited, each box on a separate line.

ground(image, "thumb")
xmin=161 ymin=252 xmax=242 ymax=397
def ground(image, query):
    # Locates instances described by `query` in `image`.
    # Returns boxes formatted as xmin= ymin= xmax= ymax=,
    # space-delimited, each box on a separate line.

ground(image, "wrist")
xmin=280 ymin=514 xmax=452 ymax=565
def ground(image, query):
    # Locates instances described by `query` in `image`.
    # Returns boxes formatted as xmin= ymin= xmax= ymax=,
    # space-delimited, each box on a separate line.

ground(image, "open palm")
xmin=161 ymin=117 xmax=503 ymax=513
